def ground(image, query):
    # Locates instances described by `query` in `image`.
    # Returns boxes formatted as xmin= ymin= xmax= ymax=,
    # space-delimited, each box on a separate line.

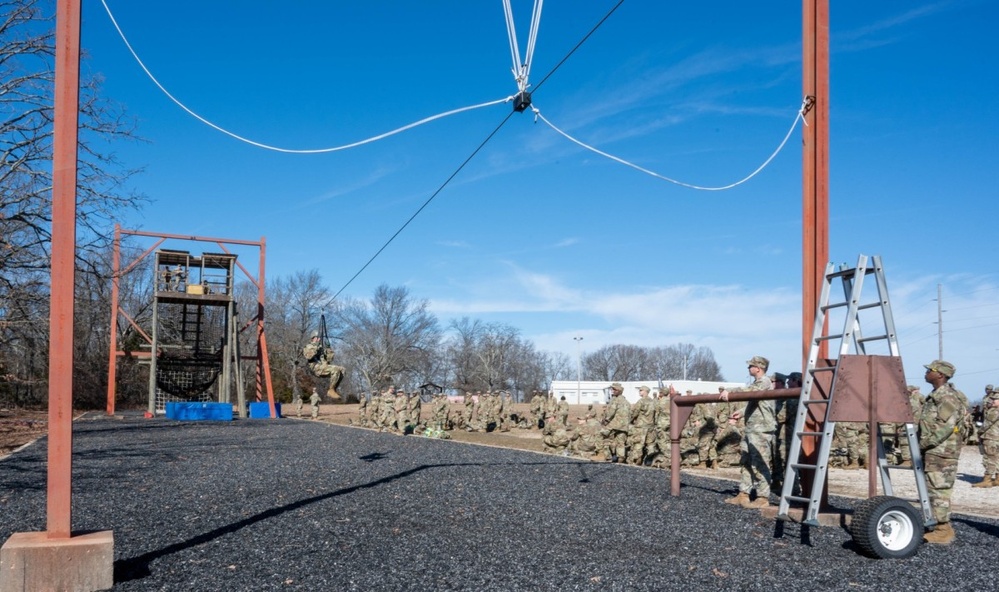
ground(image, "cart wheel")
xmin=850 ymin=496 xmax=923 ymax=559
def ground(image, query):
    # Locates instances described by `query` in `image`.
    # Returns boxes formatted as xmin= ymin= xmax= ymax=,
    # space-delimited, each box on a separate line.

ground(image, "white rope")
xmin=503 ymin=0 xmax=544 ymax=94
xmin=100 ymin=0 xmax=510 ymax=154
xmin=530 ymin=99 xmax=810 ymax=191
xmin=502 ymin=0 xmax=526 ymax=92
xmin=523 ymin=0 xmax=544 ymax=87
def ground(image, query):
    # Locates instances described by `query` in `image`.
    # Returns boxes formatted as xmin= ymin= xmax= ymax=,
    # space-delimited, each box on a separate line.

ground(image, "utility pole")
xmin=573 ymin=337 xmax=583 ymax=404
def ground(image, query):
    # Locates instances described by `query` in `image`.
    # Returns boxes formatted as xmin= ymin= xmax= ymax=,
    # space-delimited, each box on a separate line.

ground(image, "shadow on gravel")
xmin=113 ymin=458 xmax=592 ymax=583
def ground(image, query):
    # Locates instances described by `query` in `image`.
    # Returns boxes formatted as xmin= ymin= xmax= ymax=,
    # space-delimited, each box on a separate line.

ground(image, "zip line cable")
xmin=530 ymin=97 xmax=809 ymax=191
xmin=503 ymin=0 xmax=545 ymax=93
xmin=100 ymin=0 xmax=512 ymax=153
xmin=327 ymin=110 xmax=516 ymax=303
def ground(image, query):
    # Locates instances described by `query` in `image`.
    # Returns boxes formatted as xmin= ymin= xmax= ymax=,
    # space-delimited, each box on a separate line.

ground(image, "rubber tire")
xmin=850 ymin=496 xmax=923 ymax=559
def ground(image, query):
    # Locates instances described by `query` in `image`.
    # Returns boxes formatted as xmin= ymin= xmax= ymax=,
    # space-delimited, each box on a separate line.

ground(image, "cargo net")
xmin=153 ymin=302 xmax=227 ymax=412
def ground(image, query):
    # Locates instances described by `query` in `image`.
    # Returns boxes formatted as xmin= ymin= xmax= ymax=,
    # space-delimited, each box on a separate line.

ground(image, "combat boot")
xmin=327 ymin=387 xmax=341 ymax=401
xmin=742 ymin=496 xmax=771 ymax=509
xmin=923 ymin=522 xmax=955 ymax=545
xmin=725 ymin=492 xmax=750 ymax=506
xmin=972 ymin=475 xmax=997 ymax=488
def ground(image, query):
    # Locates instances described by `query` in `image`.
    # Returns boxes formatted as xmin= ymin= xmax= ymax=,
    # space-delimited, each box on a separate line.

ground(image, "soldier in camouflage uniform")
xmin=649 ymin=388 xmax=672 ymax=467
xmin=356 ymin=393 xmax=368 ymax=426
xmin=408 ymin=391 xmax=422 ymax=431
xmin=556 ymin=396 xmax=570 ymax=427
xmin=834 ymin=422 xmax=868 ymax=469
xmin=528 ymin=390 xmax=544 ymax=428
xmin=600 ymin=382 xmax=631 ymax=462
xmin=542 ymin=419 xmax=578 ymax=455
xmin=302 ymin=332 xmax=346 ymax=400
xmin=919 ymin=360 xmax=968 ymax=544
xmin=309 ymin=387 xmax=321 ymax=419
xmin=973 ymin=384 xmax=999 ymax=488
xmin=393 ymin=391 xmax=410 ymax=433
xmin=677 ymin=390 xmax=701 ymax=467
xmin=626 ymin=386 xmax=656 ymax=465
xmin=721 ymin=355 xmax=776 ymax=509
xmin=695 ymin=398 xmax=720 ymax=469
xmin=378 ymin=387 xmax=397 ymax=431
xmin=570 ymin=412 xmax=604 ymax=458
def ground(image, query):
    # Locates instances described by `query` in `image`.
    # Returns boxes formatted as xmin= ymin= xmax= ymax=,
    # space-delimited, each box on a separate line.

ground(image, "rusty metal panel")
xmin=828 ymin=355 xmax=910 ymax=423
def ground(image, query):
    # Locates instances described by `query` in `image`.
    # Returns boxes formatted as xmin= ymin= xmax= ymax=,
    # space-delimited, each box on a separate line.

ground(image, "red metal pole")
xmin=47 ymin=0 xmax=81 ymax=539
xmin=801 ymin=0 xmax=830 ymax=503
xmin=106 ymin=225 xmax=121 ymax=415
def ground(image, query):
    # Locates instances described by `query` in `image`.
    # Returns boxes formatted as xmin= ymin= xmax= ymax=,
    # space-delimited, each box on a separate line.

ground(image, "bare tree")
xmin=0 ymin=0 xmax=143 ymax=407
xmin=334 ymin=285 xmax=440 ymax=392
xmin=584 ymin=343 xmax=723 ymax=382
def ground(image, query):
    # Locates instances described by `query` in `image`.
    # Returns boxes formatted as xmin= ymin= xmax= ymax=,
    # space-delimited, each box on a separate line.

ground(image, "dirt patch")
xmin=0 ymin=409 xmax=49 ymax=458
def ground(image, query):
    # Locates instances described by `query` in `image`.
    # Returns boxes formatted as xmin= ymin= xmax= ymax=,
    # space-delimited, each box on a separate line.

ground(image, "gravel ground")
xmin=1 ymin=414 xmax=997 ymax=591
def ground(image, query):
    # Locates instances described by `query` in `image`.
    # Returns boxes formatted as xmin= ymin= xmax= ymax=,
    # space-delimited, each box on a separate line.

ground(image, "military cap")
xmin=923 ymin=360 xmax=956 ymax=378
xmin=637 ymin=385 xmax=650 ymax=393
xmin=746 ymin=355 xmax=770 ymax=371
xmin=609 ymin=382 xmax=624 ymax=392
xmin=310 ymin=330 xmax=319 ymax=338
xmin=986 ymin=384 xmax=994 ymax=393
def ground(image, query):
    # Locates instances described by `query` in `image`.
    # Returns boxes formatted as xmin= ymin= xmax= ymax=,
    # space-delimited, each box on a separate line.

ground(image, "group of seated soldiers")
xmin=348 ymin=380 xmax=931 ymax=471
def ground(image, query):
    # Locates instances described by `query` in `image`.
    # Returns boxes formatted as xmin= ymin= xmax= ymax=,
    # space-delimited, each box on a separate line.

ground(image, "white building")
xmin=549 ymin=379 xmax=748 ymax=405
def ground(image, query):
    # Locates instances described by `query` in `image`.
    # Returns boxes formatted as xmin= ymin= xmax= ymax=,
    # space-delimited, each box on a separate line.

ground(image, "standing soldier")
xmin=651 ymin=387 xmax=672 ymax=467
xmin=557 ymin=395 xmax=570 ymax=427
xmin=309 ymin=387 xmax=321 ymax=419
xmin=720 ymin=355 xmax=776 ymax=509
xmin=408 ymin=391 xmax=422 ymax=431
xmin=529 ymin=390 xmax=544 ymax=427
xmin=379 ymin=386 xmax=397 ymax=431
xmin=394 ymin=390 xmax=410 ymax=433
xmin=293 ymin=388 xmax=304 ymax=418
xmin=462 ymin=391 xmax=476 ymax=430
xmin=919 ymin=359 xmax=968 ymax=544
xmin=600 ymin=383 xmax=631 ymax=462
xmin=627 ymin=386 xmax=656 ymax=465
xmin=973 ymin=384 xmax=999 ymax=488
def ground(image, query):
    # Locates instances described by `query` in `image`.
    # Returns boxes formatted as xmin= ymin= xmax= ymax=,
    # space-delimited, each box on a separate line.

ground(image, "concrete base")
xmin=1 ymin=531 xmax=114 ymax=592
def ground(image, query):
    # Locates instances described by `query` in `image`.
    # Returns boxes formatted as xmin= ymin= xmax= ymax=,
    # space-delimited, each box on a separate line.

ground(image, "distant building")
xmin=549 ymin=379 xmax=747 ymax=405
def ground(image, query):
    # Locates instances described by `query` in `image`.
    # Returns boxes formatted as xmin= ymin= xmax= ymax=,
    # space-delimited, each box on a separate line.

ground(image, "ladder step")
xmin=782 ymin=495 xmax=811 ymax=504
xmin=856 ymin=302 xmax=885 ymax=311
xmin=815 ymin=334 xmax=845 ymax=343
xmin=827 ymin=268 xmax=859 ymax=279
xmin=801 ymin=399 xmax=829 ymax=405
xmin=810 ymin=366 xmax=836 ymax=372
xmin=821 ymin=301 xmax=849 ymax=311
xmin=790 ymin=462 xmax=818 ymax=470
xmin=857 ymin=334 xmax=888 ymax=343
xmin=796 ymin=431 xmax=824 ymax=437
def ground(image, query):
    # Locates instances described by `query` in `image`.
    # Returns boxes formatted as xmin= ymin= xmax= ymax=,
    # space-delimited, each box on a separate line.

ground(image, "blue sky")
xmin=81 ymin=1 xmax=998 ymax=395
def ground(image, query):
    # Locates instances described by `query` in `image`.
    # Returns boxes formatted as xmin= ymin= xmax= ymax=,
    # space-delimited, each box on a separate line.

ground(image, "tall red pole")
xmin=47 ymin=0 xmax=82 ymax=539
xmin=106 ymin=225 xmax=121 ymax=415
xmin=801 ymin=0 xmax=830 ymax=502
xmin=802 ymin=0 xmax=829 ymax=366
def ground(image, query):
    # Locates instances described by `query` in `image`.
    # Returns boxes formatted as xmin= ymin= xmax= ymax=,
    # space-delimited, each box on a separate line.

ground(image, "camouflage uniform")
xmin=368 ymin=393 xmax=382 ymax=428
xmin=651 ymin=390 xmax=672 ymax=467
xmin=919 ymin=361 xmax=967 ymax=530
xmin=571 ymin=416 xmax=604 ymax=457
xmin=357 ymin=394 xmax=368 ymax=426
xmin=724 ymin=355 xmax=775 ymax=507
xmin=601 ymin=384 xmax=631 ymax=461
xmin=379 ymin=390 xmax=397 ymax=431
xmin=528 ymin=391 xmax=543 ymax=427
xmin=542 ymin=420 xmax=578 ymax=454
xmin=834 ymin=422 xmax=868 ymax=469
xmin=975 ymin=385 xmax=999 ymax=487
xmin=897 ymin=386 xmax=924 ymax=463
xmin=696 ymin=401 xmax=720 ymax=468
xmin=408 ymin=392 xmax=422 ymax=430
xmin=294 ymin=391 xmax=303 ymax=418
xmin=309 ymin=388 xmax=321 ymax=419
xmin=556 ymin=397 xmax=570 ymax=427
xmin=302 ymin=336 xmax=345 ymax=399
xmin=627 ymin=387 xmax=656 ymax=465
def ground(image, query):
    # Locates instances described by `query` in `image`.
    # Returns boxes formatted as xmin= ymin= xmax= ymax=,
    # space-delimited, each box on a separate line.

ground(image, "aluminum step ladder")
xmin=777 ymin=254 xmax=933 ymax=526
